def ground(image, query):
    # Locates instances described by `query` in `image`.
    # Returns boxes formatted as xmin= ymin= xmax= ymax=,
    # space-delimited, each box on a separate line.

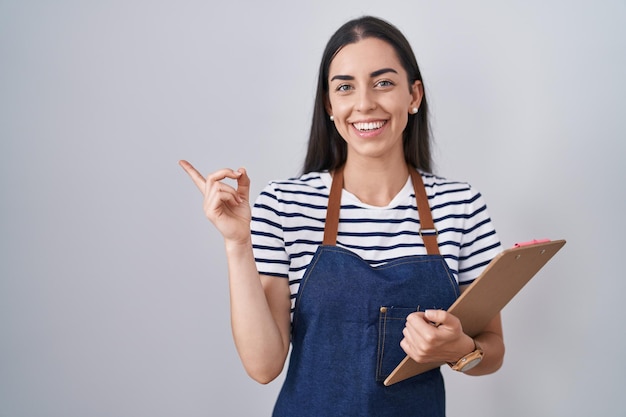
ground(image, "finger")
xmin=179 ymin=160 xmax=207 ymax=193
xmin=206 ymin=179 xmax=241 ymax=207
xmin=401 ymin=326 xmax=415 ymax=348
xmin=401 ymin=325 xmax=428 ymax=361
xmin=424 ymin=310 xmax=462 ymax=336
xmin=399 ymin=336 xmax=412 ymax=356
xmin=424 ymin=309 xmax=447 ymax=327
xmin=405 ymin=312 xmax=439 ymax=343
xmin=405 ymin=311 xmax=431 ymax=330
xmin=235 ymin=167 xmax=251 ymax=202
xmin=206 ymin=168 xmax=244 ymax=185
xmin=204 ymin=168 xmax=244 ymax=204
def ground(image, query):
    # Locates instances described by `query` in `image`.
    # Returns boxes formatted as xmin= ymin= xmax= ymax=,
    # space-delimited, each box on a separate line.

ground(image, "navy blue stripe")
xmin=436 ymin=239 xmax=462 ymax=249
xmin=251 ymin=230 xmax=282 ymax=240
xmin=258 ymin=271 xmax=289 ymax=279
xmin=335 ymin=217 xmax=418 ymax=225
xmin=257 ymin=190 xmax=279 ymax=202
xmin=430 ymin=185 xmax=472 ymax=199
xmin=255 ymin=200 xmax=329 ymax=214
xmin=459 ymin=228 xmax=498 ymax=249
xmin=254 ymin=257 xmax=290 ymax=266
xmin=336 ymin=230 xmax=424 ymax=238
xmin=253 ymin=202 xmax=280 ymax=216
xmin=338 ymin=241 xmax=425 ymax=253
xmin=252 ymin=244 xmax=286 ymax=252
xmin=285 ymin=239 xmax=323 ymax=248
xmin=431 ymin=193 xmax=482 ymax=211
xmin=289 ymin=250 xmax=318 ymax=261
xmin=284 ymin=225 xmax=325 ymax=233
xmin=251 ymin=215 xmax=282 ymax=230
xmin=459 ymin=258 xmax=492 ymax=274
xmin=276 ymin=200 xmax=330 ymax=210
xmin=272 ymin=188 xmax=329 ymax=198
xmin=277 ymin=174 xmax=324 ymax=185
xmin=289 ymin=264 xmax=310 ymax=273
xmin=459 ymin=239 xmax=502 ymax=260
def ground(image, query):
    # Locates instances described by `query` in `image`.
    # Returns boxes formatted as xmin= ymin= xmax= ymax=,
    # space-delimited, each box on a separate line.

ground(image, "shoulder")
xmin=262 ymin=171 xmax=326 ymax=193
xmin=418 ymin=171 xmax=502 ymax=282
xmin=419 ymin=171 xmax=483 ymax=205
xmin=254 ymin=171 xmax=331 ymax=209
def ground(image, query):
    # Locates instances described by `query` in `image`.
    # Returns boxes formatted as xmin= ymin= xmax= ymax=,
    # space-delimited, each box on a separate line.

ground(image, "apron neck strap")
xmin=410 ymin=169 xmax=440 ymax=255
xmin=323 ymin=166 xmax=440 ymax=255
xmin=323 ymin=165 xmax=344 ymax=246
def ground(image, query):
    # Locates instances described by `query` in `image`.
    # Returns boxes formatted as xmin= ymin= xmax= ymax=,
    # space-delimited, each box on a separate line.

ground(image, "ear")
xmin=409 ymin=80 xmax=424 ymax=111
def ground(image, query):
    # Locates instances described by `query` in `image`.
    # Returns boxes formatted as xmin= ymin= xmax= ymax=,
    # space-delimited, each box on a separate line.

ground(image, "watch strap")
xmin=448 ymin=339 xmax=484 ymax=372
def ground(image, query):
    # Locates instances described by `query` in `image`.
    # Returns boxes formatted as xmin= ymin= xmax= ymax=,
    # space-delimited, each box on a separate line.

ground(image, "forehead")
xmin=329 ymin=37 xmax=404 ymax=77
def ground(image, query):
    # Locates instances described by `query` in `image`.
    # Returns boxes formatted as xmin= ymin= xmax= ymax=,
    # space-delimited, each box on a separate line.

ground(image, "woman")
xmin=180 ymin=16 xmax=505 ymax=417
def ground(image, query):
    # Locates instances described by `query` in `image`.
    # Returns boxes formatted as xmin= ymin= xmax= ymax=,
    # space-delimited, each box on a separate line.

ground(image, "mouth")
xmin=352 ymin=120 xmax=387 ymax=132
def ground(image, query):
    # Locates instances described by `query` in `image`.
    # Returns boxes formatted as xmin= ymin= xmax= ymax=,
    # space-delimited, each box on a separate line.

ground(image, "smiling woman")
xmin=325 ymin=38 xmax=422 ymax=198
xmin=180 ymin=15 xmax=504 ymax=417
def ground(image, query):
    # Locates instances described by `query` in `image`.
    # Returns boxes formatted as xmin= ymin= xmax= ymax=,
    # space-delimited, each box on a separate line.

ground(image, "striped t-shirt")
xmin=251 ymin=170 xmax=502 ymax=314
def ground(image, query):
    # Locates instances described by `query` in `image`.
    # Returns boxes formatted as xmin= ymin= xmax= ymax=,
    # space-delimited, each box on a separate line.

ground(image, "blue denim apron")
xmin=273 ymin=167 xmax=460 ymax=417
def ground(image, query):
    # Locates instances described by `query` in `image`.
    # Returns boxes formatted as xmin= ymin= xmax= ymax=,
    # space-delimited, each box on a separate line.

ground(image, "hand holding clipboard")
xmin=384 ymin=239 xmax=566 ymax=386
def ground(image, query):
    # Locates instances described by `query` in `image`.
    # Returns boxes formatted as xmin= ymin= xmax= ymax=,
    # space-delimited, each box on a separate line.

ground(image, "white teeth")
xmin=353 ymin=121 xmax=385 ymax=131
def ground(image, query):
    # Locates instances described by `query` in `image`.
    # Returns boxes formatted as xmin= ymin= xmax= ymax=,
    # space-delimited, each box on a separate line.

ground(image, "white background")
xmin=1 ymin=1 xmax=624 ymax=416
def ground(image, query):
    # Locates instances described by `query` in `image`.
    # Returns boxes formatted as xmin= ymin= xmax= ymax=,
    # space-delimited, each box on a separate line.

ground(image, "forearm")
xmin=463 ymin=314 xmax=505 ymax=376
xmin=225 ymin=238 xmax=290 ymax=384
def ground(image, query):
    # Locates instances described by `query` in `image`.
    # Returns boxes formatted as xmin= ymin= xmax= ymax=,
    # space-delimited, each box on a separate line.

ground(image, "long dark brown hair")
xmin=302 ymin=16 xmax=432 ymax=174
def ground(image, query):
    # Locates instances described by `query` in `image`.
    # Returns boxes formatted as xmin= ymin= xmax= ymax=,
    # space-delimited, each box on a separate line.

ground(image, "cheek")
xmin=334 ymin=119 xmax=352 ymax=139
xmin=397 ymin=112 xmax=409 ymax=127
xmin=329 ymin=99 xmax=350 ymax=118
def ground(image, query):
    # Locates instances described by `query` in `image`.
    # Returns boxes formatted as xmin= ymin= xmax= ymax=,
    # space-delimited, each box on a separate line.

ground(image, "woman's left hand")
xmin=400 ymin=309 xmax=475 ymax=364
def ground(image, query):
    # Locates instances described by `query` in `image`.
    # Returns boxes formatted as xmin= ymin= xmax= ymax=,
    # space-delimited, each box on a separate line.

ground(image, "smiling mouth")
xmin=353 ymin=121 xmax=387 ymax=132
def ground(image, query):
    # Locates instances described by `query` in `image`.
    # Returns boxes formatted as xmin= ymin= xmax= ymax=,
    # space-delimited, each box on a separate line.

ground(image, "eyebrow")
xmin=330 ymin=67 xmax=398 ymax=82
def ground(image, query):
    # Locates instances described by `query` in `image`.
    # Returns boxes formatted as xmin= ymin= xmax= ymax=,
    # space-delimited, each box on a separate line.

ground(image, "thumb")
xmin=424 ymin=309 xmax=445 ymax=327
xmin=235 ymin=168 xmax=251 ymax=200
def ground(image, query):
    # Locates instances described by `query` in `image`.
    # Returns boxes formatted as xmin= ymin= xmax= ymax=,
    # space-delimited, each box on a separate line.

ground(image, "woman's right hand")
xmin=179 ymin=160 xmax=252 ymax=243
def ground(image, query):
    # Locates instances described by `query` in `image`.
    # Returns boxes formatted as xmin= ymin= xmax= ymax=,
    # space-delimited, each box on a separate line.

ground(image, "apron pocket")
xmin=375 ymin=306 xmax=422 ymax=382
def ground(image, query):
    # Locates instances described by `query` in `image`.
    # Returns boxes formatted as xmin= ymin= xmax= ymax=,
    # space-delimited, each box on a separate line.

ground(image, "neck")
xmin=341 ymin=159 xmax=410 ymax=207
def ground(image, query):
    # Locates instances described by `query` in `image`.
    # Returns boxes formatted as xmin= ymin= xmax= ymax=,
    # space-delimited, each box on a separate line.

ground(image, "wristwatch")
xmin=448 ymin=339 xmax=483 ymax=372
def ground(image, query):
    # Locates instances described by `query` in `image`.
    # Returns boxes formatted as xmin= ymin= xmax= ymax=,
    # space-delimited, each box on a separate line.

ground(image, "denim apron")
xmin=273 ymin=167 xmax=460 ymax=417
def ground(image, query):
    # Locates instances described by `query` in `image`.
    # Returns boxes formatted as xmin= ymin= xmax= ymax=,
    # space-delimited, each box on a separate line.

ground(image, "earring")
xmin=411 ymin=107 xmax=419 ymax=114
xmin=330 ymin=115 xmax=334 ymax=121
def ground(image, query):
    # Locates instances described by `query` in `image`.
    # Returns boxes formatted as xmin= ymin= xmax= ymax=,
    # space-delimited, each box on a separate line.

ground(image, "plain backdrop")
xmin=1 ymin=1 xmax=625 ymax=416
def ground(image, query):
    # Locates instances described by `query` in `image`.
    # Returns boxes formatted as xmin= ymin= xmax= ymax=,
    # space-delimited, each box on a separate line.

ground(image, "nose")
xmin=356 ymin=88 xmax=376 ymax=112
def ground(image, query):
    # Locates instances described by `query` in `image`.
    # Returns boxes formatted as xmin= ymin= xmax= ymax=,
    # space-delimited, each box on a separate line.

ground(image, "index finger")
xmin=179 ymin=160 xmax=208 ymax=193
xmin=406 ymin=310 xmax=441 ymax=329
xmin=424 ymin=309 xmax=458 ymax=329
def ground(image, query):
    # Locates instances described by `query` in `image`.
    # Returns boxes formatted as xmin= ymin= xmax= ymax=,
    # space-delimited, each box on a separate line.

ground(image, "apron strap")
xmin=323 ymin=166 xmax=440 ymax=255
xmin=323 ymin=165 xmax=344 ymax=246
xmin=410 ymin=169 xmax=440 ymax=255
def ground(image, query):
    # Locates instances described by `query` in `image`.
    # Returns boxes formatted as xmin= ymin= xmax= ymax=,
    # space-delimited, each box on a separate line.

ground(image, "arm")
xmin=226 ymin=240 xmax=291 ymax=383
xmin=179 ymin=161 xmax=291 ymax=384
xmin=400 ymin=286 xmax=505 ymax=376
xmin=463 ymin=310 xmax=504 ymax=375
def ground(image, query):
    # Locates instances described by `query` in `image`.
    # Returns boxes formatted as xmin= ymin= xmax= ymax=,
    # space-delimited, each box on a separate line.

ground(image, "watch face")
xmin=461 ymin=357 xmax=481 ymax=372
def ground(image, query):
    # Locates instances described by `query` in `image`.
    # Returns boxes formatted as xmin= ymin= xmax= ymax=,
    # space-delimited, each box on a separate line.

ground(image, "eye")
xmin=375 ymin=80 xmax=394 ymax=88
xmin=336 ymin=84 xmax=352 ymax=92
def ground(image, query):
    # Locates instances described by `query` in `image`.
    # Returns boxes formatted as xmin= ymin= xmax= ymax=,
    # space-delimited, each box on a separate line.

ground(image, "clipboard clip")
xmin=514 ymin=239 xmax=550 ymax=248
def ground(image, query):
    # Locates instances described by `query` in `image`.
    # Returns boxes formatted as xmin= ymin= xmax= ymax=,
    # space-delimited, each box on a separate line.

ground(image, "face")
xmin=326 ymin=37 xmax=423 ymax=163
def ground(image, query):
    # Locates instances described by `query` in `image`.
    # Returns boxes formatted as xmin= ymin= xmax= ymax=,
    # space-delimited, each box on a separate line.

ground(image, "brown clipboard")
xmin=383 ymin=238 xmax=566 ymax=386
